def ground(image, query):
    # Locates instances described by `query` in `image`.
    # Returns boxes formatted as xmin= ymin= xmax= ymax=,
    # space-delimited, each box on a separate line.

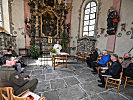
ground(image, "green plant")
xmin=51 ymin=48 xmax=56 ymax=53
xmin=29 ymin=45 xmax=39 ymax=58
xmin=61 ymin=33 xmax=69 ymax=51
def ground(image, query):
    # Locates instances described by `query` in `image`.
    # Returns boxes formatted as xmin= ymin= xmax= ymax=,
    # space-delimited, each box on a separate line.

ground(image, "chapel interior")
xmin=0 ymin=0 xmax=133 ymax=100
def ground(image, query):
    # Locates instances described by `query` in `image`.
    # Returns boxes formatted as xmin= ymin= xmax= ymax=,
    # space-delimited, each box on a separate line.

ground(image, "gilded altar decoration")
xmin=26 ymin=0 xmax=72 ymax=52
xmin=40 ymin=7 xmax=59 ymax=38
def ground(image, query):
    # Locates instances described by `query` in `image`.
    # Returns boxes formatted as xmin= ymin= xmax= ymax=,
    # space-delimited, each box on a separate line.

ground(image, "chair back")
xmin=0 ymin=87 xmax=13 ymax=100
xmin=10 ymin=88 xmax=30 ymax=100
xmin=0 ymin=87 xmax=30 ymax=100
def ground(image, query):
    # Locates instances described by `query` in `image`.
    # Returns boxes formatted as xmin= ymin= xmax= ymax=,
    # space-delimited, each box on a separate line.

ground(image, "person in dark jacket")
xmin=9 ymin=72 xmax=38 ymax=95
xmin=9 ymin=46 xmax=18 ymax=57
xmin=86 ymin=49 xmax=98 ymax=67
xmin=123 ymin=57 xmax=133 ymax=78
xmin=98 ymin=54 xmax=122 ymax=87
xmin=121 ymin=53 xmax=131 ymax=76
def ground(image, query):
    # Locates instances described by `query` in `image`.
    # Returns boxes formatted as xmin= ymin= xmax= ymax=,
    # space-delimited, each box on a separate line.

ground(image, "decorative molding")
xmin=117 ymin=33 xmax=122 ymax=37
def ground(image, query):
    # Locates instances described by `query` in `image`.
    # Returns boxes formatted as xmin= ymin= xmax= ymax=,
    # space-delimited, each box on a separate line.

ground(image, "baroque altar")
xmin=25 ymin=0 xmax=72 ymax=53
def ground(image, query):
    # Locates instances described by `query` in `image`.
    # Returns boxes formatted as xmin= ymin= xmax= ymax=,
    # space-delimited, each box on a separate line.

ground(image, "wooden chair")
xmin=74 ymin=52 xmax=86 ymax=62
xmin=74 ymin=52 xmax=81 ymax=61
xmin=97 ymin=61 xmax=111 ymax=75
xmin=0 ymin=87 xmax=46 ymax=100
xmin=105 ymin=72 xmax=123 ymax=93
xmin=124 ymin=76 xmax=133 ymax=88
xmin=0 ymin=87 xmax=11 ymax=100
xmin=0 ymin=87 xmax=30 ymax=100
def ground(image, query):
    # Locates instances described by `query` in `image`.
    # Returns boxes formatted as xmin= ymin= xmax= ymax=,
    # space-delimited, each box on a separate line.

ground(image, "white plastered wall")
xmin=115 ymin=0 xmax=133 ymax=57
xmin=11 ymin=0 xmax=25 ymax=52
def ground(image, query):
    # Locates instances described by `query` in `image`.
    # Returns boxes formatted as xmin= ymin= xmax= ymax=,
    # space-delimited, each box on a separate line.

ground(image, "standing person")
xmin=53 ymin=40 xmax=62 ymax=51
xmin=98 ymin=54 xmax=122 ymax=87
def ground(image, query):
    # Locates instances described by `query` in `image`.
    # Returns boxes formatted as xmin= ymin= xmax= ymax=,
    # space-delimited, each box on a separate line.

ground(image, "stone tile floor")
xmin=22 ymin=57 xmax=133 ymax=100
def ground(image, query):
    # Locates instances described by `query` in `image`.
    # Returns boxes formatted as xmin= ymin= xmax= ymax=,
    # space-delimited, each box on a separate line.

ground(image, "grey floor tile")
xmin=46 ymin=72 xmax=60 ymax=80
xmin=50 ymin=79 xmax=67 ymax=90
xmin=43 ymin=68 xmax=53 ymax=74
xmin=81 ymin=94 xmax=103 ymax=100
xmin=57 ymin=69 xmax=76 ymax=78
xmin=99 ymin=91 xmax=128 ymax=100
xmin=35 ymin=81 xmax=51 ymax=92
xmin=31 ymin=69 xmax=43 ymax=75
xmin=31 ymin=74 xmax=45 ymax=82
xmin=64 ymin=76 xmax=80 ymax=86
xmin=42 ymin=90 xmax=59 ymax=100
xmin=58 ymin=85 xmax=87 ymax=100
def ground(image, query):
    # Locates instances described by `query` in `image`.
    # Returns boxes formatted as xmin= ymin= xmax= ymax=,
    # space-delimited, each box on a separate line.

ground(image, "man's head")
xmin=9 ymin=46 xmax=15 ymax=51
xmin=111 ymin=54 xmax=118 ymax=62
xmin=57 ymin=41 xmax=60 ymax=44
xmin=123 ymin=53 xmax=131 ymax=59
xmin=102 ymin=50 xmax=108 ymax=55
xmin=7 ymin=49 xmax=12 ymax=54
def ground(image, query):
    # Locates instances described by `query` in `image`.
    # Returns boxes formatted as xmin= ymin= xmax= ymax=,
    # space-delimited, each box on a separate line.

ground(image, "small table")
xmin=51 ymin=52 xmax=69 ymax=70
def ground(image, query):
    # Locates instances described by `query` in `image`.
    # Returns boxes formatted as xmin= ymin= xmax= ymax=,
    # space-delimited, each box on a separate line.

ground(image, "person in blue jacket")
xmin=91 ymin=50 xmax=110 ymax=73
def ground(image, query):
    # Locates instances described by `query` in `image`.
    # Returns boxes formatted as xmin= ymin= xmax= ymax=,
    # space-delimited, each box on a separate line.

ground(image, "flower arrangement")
xmin=51 ymin=48 xmax=56 ymax=53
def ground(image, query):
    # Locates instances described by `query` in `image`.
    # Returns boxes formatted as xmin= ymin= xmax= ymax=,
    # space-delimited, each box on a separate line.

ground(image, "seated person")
xmin=98 ymin=54 xmax=122 ymax=87
xmin=53 ymin=40 xmax=62 ymax=51
xmin=9 ymin=46 xmax=27 ymax=67
xmin=3 ymin=56 xmax=23 ymax=73
xmin=96 ymin=48 xmax=101 ymax=56
xmin=121 ymin=53 xmax=131 ymax=74
xmin=86 ymin=49 xmax=98 ymax=67
xmin=123 ymin=56 xmax=133 ymax=78
xmin=91 ymin=50 xmax=110 ymax=73
xmin=9 ymin=71 xmax=38 ymax=95
xmin=9 ymin=45 xmax=18 ymax=57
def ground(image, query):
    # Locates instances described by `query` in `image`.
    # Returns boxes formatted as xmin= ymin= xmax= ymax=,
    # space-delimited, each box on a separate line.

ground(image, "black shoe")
xmin=20 ymin=71 xmax=24 ymax=74
xmin=22 ymin=64 xmax=27 ymax=67
xmin=98 ymin=84 xmax=105 ymax=88
xmin=97 ymin=80 xmax=102 ymax=83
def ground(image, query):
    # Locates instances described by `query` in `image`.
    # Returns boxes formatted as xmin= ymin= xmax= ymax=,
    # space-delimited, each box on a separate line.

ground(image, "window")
xmin=0 ymin=0 xmax=3 ymax=27
xmin=83 ymin=1 xmax=97 ymax=36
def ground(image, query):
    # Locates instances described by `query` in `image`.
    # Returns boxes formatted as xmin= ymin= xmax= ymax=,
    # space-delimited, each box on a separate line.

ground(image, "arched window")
xmin=83 ymin=1 xmax=97 ymax=36
xmin=0 ymin=0 xmax=3 ymax=27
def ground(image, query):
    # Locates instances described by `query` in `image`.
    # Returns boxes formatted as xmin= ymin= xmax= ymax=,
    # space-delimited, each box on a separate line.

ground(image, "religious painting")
xmin=41 ymin=9 xmax=59 ymax=38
